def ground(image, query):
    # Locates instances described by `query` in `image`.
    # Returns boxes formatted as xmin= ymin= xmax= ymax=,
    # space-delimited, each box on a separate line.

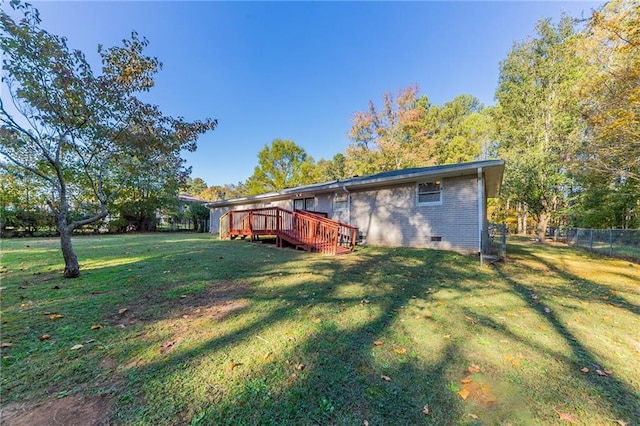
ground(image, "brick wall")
xmin=349 ymin=175 xmax=480 ymax=253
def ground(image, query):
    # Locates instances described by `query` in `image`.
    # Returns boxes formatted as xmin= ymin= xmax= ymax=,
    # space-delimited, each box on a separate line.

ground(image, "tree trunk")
xmin=537 ymin=212 xmax=550 ymax=243
xmin=60 ymin=222 xmax=80 ymax=278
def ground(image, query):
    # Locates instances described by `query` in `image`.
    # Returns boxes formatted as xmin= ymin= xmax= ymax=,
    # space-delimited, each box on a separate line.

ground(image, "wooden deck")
xmin=219 ymin=207 xmax=357 ymax=255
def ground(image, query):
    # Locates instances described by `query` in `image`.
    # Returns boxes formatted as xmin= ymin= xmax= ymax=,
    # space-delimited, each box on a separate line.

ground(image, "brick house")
xmin=207 ymin=160 xmax=504 ymax=255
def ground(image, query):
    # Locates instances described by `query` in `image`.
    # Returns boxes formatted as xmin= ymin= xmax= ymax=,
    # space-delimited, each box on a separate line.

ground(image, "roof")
xmin=178 ymin=193 xmax=208 ymax=203
xmin=206 ymin=159 xmax=505 ymax=208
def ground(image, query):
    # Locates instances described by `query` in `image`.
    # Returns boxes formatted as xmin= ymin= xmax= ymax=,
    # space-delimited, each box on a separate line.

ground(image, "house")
xmin=207 ymin=159 xmax=505 ymax=255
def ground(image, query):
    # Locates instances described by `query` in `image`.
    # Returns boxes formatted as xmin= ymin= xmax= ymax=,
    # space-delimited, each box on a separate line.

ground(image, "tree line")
xmin=190 ymin=0 xmax=639 ymax=237
xmin=1 ymin=0 xmax=638 ymax=277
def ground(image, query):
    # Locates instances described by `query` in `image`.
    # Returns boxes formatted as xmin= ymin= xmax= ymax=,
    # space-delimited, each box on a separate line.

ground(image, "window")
xmin=334 ymin=193 xmax=348 ymax=211
xmin=293 ymin=197 xmax=315 ymax=211
xmin=417 ymin=181 xmax=441 ymax=205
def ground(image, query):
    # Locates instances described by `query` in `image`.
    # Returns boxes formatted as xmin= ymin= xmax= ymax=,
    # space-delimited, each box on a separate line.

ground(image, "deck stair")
xmin=219 ymin=207 xmax=357 ymax=255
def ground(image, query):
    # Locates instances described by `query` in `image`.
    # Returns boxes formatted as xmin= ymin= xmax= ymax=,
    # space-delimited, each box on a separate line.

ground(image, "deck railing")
xmin=219 ymin=207 xmax=356 ymax=255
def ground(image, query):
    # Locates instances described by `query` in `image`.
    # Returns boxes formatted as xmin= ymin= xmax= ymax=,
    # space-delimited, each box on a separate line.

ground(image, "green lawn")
xmin=1 ymin=234 xmax=639 ymax=425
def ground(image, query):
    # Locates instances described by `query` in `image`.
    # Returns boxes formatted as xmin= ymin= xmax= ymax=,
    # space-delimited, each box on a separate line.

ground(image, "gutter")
xmin=477 ymin=167 xmax=484 ymax=255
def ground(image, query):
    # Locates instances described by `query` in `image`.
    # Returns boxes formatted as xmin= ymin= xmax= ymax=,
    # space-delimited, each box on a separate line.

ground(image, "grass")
xmin=1 ymin=233 xmax=639 ymax=425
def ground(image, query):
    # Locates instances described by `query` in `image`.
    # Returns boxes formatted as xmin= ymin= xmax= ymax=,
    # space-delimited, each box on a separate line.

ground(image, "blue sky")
xmin=28 ymin=1 xmax=601 ymax=187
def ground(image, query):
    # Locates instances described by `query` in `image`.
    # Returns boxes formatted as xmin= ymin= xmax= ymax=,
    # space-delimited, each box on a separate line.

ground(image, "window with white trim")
xmin=333 ymin=193 xmax=348 ymax=211
xmin=293 ymin=197 xmax=315 ymax=211
xmin=417 ymin=181 xmax=442 ymax=205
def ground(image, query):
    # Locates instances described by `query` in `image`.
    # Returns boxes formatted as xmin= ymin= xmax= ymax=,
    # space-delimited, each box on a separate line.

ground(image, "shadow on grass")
xmin=108 ymin=245 xmax=477 ymax=425
xmin=494 ymin=253 xmax=640 ymax=423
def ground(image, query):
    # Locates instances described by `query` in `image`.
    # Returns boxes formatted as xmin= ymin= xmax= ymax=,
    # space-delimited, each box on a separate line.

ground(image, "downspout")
xmin=342 ymin=185 xmax=351 ymax=225
xmin=477 ymin=167 xmax=485 ymax=255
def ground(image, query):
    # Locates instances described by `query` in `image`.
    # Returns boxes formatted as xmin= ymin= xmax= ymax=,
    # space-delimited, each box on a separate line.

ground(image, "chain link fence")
xmin=554 ymin=228 xmax=640 ymax=262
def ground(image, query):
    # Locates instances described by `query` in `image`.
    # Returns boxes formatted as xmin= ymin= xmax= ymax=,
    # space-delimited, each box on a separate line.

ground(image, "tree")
xmin=0 ymin=3 xmax=216 ymax=277
xmin=316 ymin=153 xmax=348 ymax=182
xmin=187 ymin=202 xmax=209 ymax=232
xmin=346 ymin=84 xmax=436 ymax=176
xmin=570 ymin=0 xmax=640 ymax=227
xmin=182 ymin=177 xmax=208 ymax=196
xmin=245 ymin=139 xmax=317 ymax=195
xmin=431 ymin=95 xmax=492 ymax=164
xmin=577 ymin=0 xmax=640 ymax=182
xmin=493 ymin=16 xmax=583 ymax=239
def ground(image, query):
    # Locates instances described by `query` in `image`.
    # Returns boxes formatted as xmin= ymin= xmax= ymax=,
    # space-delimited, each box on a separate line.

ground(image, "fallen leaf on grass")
xmin=394 ymin=348 xmax=406 ymax=355
xmin=443 ymin=334 xmax=451 ymax=339
xmin=230 ymin=361 xmax=239 ymax=370
xmin=468 ymin=414 xmax=479 ymax=420
xmin=615 ymin=420 xmax=629 ymax=426
xmin=422 ymin=404 xmax=429 ymax=415
xmin=466 ymin=364 xmax=481 ymax=374
xmin=40 ymin=334 xmax=51 ymax=341
xmin=538 ymin=325 xmax=547 ymax=331
xmin=49 ymin=314 xmax=63 ymax=320
xmin=465 ymin=316 xmax=477 ymax=324
xmin=160 ymin=341 xmax=176 ymax=354
xmin=1 ymin=342 xmax=12 ymax=348
xmin=90 ymin=324 xmax=103 ymax=330
xmin=381 ymin=375 xmax=392 ymax=382
xmin=294 ymin=363 xmax=305 ymax=371
xmin=118 ymin=308 xmax=128 ymax=315
xmin=70 ymin=344 xmax=84 ymax=350
xmin=511 ymin=359 xmax=521 ymax=367
xmin=580 ymin=367 xmax=589 ymax=373
xmin=373 ymin=340 xmax=384 ymax=346
xmin=458 ymin=389 xmax=470 ymax=400
xmin=596 ymin=369 xmax=612 ymax=376
xmin=313 ymin=318 xmax=321 ymax=324
xmin=557 ymin=411 xmax=577 ymax=423
xmin=364 ymin=420 xmax=369 ymax=426
xmin=263 ymin=352 xmax=272 ymax=360
xmin=461 ymin=378 xmax=473 ymax=384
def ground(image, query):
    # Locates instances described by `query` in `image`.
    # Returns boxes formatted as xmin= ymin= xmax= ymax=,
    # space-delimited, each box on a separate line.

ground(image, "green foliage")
xmin=0 ymin=2 xmax=216 ymax=275
xmin=245 ymin=139 xmax=317 ymax=195
xmin=493 ymin=16 xmax=583 ymax=237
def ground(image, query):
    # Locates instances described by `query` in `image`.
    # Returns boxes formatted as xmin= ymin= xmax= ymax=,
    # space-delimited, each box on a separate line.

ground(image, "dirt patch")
xmin=105 ymin=281 xmax=251 ymax=327
xmin=1 ymin=395 xmax=113 ymax=426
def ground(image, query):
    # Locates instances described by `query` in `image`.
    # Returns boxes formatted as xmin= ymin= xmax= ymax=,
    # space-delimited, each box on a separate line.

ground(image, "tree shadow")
xmin=493 ymin=262 xmax=640 ymax=423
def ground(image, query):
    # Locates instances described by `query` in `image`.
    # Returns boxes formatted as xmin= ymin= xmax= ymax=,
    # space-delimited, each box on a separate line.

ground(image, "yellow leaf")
xmin=263 ymin=352 xmax=272 ymax=360
xmin=313 ymin=318 xmax=321 ymax=324
xmin=424 ymin=311 xmax=432 ymax=319
xmin=394 ymin=348 xmax=407 ymax=355
xmin=458 ymin=388 xmax=470 ymax=400
xmin=443 ymin=334 xmax=451 ymax=339
xmin=438 ymin=301 xmax=445 ymax=306
xmin=90 ymin=324 xmax=102 ymax=330
xmin=49 ymin=314 xmax=63 ymax=320
xmin=468 ymin=414 xmax=479 ymax=420
xmin=461 ymin=378 xmax=473 ymax=384
xmin=230 ymin=361 xmax=237 ymax=370
xmin=70 ymin=344 xmax=84 ymax=350
xmin=373 ymin=340 xmax=384 ymax=346
xmin=512 ymin=359 xmax=521 ymax=367
xmin=504 ymin=354 xmax=513 ymax=361
xmin=615 ymin=420 xmax=629 ymax=426
xmin=580 ymin=367 xmax=589 ymax=373
xmin=539 ymin=325 xmax=547 ymax=331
